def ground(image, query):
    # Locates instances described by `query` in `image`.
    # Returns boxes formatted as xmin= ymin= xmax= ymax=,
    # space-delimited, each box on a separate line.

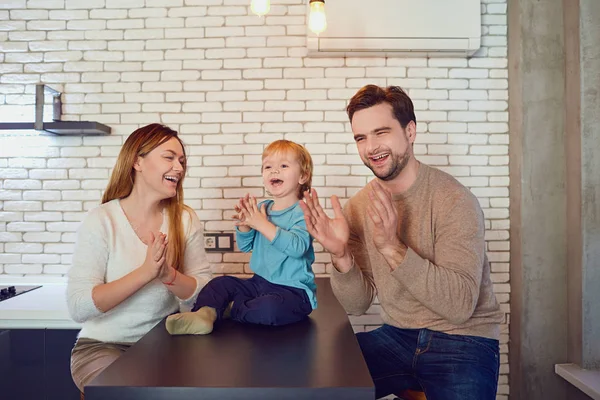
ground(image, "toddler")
xmin=166 ymin=140 xmax=317 ymax=335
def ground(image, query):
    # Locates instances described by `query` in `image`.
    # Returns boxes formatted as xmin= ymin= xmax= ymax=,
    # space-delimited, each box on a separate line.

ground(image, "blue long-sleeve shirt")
xmin=236 ymin=200 xmax=317 ymax=309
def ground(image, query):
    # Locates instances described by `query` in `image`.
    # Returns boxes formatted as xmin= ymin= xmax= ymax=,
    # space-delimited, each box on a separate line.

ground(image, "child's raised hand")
xmin=232 ymin=194 xmax=251 ymax=232
xmin=237 ymin=195 xmax=268 ymax=231
xmin=232 ymin=194 xmax=249 ymax=222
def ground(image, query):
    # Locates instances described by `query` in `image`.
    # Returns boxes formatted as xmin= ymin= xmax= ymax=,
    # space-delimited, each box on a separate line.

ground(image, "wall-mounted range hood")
xmin=0 ymin=84 xmax=111 ymax=135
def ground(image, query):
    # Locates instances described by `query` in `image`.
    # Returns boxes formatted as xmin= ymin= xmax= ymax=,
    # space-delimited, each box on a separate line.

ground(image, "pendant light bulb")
xmin=308 ymin=0 xmax=327 ymax=35
xmin=251 ymin=0 xmax=270 ymax=17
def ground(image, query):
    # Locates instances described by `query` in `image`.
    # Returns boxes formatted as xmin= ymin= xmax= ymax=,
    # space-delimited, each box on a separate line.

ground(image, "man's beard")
xmin=366 ymin=145 xmax=411 ymax=181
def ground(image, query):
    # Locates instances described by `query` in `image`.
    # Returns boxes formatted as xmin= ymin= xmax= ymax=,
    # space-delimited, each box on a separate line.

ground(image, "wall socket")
xmin=203 ymin=232 xmax=234 ymax=252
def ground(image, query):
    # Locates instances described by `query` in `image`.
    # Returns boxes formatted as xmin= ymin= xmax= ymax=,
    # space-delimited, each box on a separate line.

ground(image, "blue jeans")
xmin=193 ymin=275 xmax=312 ymax=326
xmin=357 ymin=324 xmax=499 ymax=400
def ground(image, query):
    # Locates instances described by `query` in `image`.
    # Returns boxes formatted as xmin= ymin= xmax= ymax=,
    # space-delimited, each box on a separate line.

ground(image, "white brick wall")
xmin=0 ymin=0 xmax=509 ymax=397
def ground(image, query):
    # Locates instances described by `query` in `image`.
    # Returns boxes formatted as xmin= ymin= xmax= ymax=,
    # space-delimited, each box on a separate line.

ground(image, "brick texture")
xmin=0 ymin=1 xmax=509 ymax=397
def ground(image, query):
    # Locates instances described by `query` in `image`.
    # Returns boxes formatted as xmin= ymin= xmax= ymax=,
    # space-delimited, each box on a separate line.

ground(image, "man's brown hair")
xmin=346 ymin=85 xmax=417 ymax=129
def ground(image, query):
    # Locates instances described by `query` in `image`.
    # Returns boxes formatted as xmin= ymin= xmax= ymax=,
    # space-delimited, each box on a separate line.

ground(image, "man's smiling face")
xmin=351 ymin=102 xmax=414 ymax=181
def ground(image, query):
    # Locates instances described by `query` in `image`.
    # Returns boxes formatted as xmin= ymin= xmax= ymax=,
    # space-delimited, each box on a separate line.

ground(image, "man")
xmin=300 ymin=85 xmax=504 ymax=400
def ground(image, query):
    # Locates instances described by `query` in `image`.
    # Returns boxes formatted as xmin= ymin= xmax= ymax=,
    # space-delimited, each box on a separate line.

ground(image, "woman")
xmin=67 ymin=123 xmax=212 ymax=393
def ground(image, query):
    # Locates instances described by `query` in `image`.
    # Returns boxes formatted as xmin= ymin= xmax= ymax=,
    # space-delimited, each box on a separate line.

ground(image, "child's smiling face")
xmin=262 ymin=150 xmax=307 ymax=201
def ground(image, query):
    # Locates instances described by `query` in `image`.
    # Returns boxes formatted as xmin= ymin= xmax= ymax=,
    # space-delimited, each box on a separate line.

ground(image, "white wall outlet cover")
xmin=204 ymin=236 xmax=216 ymax=249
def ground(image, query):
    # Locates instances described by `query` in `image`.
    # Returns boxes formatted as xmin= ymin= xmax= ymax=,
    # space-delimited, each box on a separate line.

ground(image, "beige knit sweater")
xmin=331 ymin=163 xmax=504 ymax=340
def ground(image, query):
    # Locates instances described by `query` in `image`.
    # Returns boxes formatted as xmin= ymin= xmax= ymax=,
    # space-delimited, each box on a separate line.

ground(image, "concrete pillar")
xmin=508 ymin=0 xmax=569 ymax=398
xmin=510 ymin=0 xmax=600 ymax=398
xmin=578 ymin=0 xmax=600 ymax=370
xmin=565 ymin=0 xmax=600 ymax=372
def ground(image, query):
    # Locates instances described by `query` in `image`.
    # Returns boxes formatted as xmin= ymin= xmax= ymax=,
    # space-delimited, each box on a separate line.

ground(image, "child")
xmin=166 ymin=140 xmax=317 ymax=335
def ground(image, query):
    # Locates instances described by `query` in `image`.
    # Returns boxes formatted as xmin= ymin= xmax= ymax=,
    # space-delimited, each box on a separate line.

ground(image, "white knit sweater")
xmin=66 ymin=199 xmax=212 ymax=343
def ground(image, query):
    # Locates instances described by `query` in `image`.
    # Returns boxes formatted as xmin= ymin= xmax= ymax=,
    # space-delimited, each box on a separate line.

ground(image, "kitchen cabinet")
xmin=45 ymin=329 xmax=80 ymax=400
xmin=0 ymin=329 xmax=80 ymax=400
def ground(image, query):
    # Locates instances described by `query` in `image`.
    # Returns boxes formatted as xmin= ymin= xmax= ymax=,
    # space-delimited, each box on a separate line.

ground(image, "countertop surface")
xmin=0 ymin=284 xmax=80 ymax=330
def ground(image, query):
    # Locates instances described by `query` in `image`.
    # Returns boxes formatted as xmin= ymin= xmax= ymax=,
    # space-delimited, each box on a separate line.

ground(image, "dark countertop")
xmin=86 ymin=277 xmax=375 ymax=400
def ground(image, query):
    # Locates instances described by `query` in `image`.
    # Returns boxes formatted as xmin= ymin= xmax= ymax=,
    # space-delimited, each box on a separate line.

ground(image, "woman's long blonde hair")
xmin=102 ymin=123 xmax=190 ymax=271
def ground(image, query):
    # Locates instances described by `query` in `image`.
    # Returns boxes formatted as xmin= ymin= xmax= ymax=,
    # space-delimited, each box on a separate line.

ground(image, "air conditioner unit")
xmin=307 ymin=0 xmax=482 ymax=57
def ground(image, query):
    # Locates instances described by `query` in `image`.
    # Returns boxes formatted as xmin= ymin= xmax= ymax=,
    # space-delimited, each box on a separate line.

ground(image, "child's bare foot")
xmin=165 ymin=307 xmax=217 ymax=335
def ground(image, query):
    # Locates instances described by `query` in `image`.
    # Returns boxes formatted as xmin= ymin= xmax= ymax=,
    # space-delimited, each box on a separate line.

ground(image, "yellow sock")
xmin=165 ymin=306 xmax=217 ymax=335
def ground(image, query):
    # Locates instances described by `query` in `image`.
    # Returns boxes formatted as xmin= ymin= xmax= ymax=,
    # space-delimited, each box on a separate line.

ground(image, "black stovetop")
xmin=0 ymin=285 xmax=42 ymax=302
